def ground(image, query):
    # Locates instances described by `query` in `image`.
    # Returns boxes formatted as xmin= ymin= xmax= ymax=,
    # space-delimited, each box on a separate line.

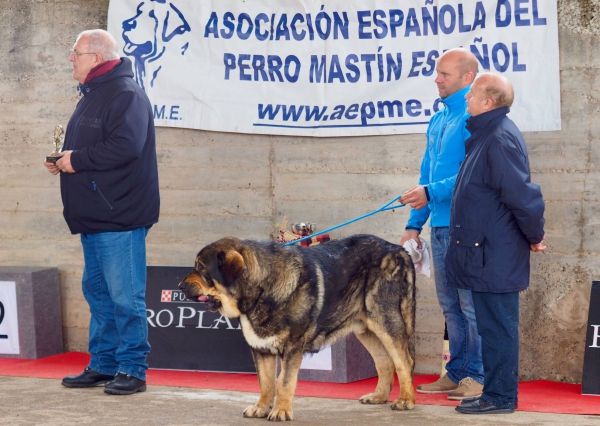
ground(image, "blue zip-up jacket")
xmin=446 ymin=107 xmax=545 ymax=293
xmin=60 ymin=57 xmax=160 ymax=234
xmin=406 ymin=85 xmax=471 ymax=231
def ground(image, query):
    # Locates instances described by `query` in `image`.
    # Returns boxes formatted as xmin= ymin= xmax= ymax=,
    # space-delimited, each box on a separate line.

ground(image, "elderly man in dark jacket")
xmin=44 ymin=29 xmax=159 ymax=395
xmin=446 ymin=72 xmax=546 ymax=414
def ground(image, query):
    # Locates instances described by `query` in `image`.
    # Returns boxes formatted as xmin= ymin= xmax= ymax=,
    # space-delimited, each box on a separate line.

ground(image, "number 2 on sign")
xmin=0 ymin=301 xmax=7 ymax=339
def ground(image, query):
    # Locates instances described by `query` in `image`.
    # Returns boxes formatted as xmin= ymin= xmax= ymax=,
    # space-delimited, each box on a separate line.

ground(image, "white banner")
xmin=0 ymin=281 xmax=20 ymax=355
xmin=107 ymin=0 xmax=560 ymax=137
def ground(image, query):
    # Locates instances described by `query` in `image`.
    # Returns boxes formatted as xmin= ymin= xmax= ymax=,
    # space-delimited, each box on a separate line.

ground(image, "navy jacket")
xmin=60 ymin=57 xmax=160 ymax=234
xmin=446 ymin=107 xmax=545 ymax=293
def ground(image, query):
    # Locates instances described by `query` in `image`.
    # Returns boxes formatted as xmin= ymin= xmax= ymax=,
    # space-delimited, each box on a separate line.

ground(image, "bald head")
xmin=76 ymin=29 xmax=119 ymax=62
xmin=435 ymin=48 xmax=479 ymax=98
xmin=475 ymin=72 xmax=514 ymax=108
xmin=466 ymin=72 xmax=514 ymax=116
xmin=440 ymin=48 xmax=479 ymax=77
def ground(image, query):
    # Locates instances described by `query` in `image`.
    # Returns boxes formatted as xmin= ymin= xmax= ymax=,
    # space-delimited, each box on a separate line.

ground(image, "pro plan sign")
xmin=146 ymin=266 xmax=255 ymax=373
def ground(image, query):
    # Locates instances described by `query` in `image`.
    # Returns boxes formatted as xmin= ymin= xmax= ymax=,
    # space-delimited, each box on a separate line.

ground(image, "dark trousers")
xmin=472 ymin=290 xmax=520 ymax=409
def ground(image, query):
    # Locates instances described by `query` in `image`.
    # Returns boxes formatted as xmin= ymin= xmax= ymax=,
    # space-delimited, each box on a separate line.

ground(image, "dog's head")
xmin=179 ymin=238 xmax=247 ymax=317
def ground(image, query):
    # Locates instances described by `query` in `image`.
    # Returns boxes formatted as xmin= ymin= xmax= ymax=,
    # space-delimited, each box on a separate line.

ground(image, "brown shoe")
xmin=447 ymin=377 xmax=484 ymax=400
xmin=417 ymin=374 xmax=458 ymax=394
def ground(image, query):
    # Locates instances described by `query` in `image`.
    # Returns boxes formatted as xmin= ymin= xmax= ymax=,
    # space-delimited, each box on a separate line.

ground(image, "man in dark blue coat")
xmin=44 ymin=29 xmax=159 ymax=395
xmin=446 ymin=72 xmax=546 ymax=414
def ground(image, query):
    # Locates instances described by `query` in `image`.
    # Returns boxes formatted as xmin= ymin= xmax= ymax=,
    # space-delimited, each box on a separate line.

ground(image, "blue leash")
xmin=283 ymin=195 xmax=406 ymax=246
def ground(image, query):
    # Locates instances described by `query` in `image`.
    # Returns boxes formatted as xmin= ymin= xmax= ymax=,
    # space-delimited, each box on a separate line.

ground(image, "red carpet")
xmin=1 ymin=352 xmax=598 ymax=415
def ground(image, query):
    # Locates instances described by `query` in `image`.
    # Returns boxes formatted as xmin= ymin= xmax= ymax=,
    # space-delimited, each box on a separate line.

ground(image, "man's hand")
xmin=399 ymin=230 xmax=422 ymax=249
xmin=530 ymin=236 xmax=547 ymax=253
xmin=400 ymin=185 xmax=428 ymax=209
xmin=56 ymin=151 xmax=75 ymax=173
xmin=44 ymin=159 xmax=61 ymax=175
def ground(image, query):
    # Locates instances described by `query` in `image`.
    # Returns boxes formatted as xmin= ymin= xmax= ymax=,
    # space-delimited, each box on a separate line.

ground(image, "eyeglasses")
xmin=69 ymin=50 xmax=97 ymax=58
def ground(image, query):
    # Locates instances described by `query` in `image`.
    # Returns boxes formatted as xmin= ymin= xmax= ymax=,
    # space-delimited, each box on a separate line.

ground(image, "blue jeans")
xmin=81 ymin=227 xmax=151 ymax=380
xmin=472 ymin=291 xmax=520 ymax=409
xmin=431 ymin=227 xmax=483 ymax=384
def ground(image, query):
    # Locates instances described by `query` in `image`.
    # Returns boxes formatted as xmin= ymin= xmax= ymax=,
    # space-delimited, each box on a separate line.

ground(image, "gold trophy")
xmin=46 ymin=125 xmax=65 ymax=164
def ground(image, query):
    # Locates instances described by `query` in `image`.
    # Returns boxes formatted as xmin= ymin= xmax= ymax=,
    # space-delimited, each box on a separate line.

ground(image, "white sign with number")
xmin=300 ymin=345 xmax=332 ymax=371
xmin=0 ymin=281 xmax=20 ymax=355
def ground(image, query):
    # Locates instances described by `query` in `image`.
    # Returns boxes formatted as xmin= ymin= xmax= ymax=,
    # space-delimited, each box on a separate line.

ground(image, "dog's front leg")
xmin=269 ymin=348 xmax=303 ymax=421
xmin=244 ymin=350 xmax=276 ymax=418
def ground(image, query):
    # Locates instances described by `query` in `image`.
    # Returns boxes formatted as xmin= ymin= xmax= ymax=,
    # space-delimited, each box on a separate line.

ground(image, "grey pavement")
xmin=0 ymin=376 xmax=597 ymax=426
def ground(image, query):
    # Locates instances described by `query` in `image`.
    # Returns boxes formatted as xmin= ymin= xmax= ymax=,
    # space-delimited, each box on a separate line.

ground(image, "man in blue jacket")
xmin=400 ymin=48 xmax=484 ymax=400
xmin=447 ymin=72 xmax=546 ymax=414
xmin=44 ymin=29 xmax=159 ymax=395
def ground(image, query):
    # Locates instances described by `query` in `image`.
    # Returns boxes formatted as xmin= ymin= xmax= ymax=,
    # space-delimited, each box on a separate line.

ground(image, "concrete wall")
xmin=0 ymin=0 xmax=597 ymax=383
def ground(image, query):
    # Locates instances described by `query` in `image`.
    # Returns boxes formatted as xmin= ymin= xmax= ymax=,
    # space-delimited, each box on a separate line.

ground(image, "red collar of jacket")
xmin=84 ymin=59 xmax=121 ymax=84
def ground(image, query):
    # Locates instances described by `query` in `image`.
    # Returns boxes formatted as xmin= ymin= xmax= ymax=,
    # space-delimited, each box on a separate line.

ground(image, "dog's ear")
xmin=217 ymin=250 xmax=247 ymax=287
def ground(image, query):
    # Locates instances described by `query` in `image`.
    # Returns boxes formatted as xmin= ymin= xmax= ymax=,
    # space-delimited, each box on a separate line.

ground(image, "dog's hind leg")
xmin=268 ymin=347 xmax=304 ymax=421
xmin=367 ymin=322 xmax=416 ymax=411
xmin=354 ymin=330 xmax=395 ymax=404
xmin=243 ymin=350 xmax=276 ymax=418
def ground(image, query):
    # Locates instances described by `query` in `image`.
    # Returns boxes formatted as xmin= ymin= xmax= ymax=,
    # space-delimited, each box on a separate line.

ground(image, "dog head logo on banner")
xmin=120 ymin=0 xmax=191 ymax=91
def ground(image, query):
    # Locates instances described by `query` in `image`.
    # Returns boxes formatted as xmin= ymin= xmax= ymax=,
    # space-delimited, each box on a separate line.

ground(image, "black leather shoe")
xmin=61 ymin=367 xmax=115 ymax=388
xmin=104 ymin=372 xmax=147 ymax=395
xmin=458 ymin=396 xmax=480 ymax=404
xmin=455 ymin=397 xmax=515 ymax=414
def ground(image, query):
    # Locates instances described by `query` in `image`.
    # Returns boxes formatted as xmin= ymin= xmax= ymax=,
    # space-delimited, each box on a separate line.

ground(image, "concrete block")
xmin=159 ymin=165 xmax=272 ymax=191
xmin=159 ymin=189 xmax=271 ymax=217
xmin=60 ymin=296 xmax=90 ymax=329
xmin=558 ymin=26 xmax=592 ymax=70
xmin=541 ymin=202 xmax=581 ymax=253
xmin=414 ymin=275 xmax=436 ymax=304
xmin=583 ymin=173 xmax=600 ymax=201
xmin=0 ymin=165 xmax=60 ymax=190
xmin=582 ymin=202 xmax=600 ymax=252
xmin=527 ymin=138 xmax=589 ymax=172
xmin=273 ymin=138 xmax=424 ymax=174
xmin=535 ymin=172 xmax=586 ymax=202
xmin=560 ymin=68 xmax=592 ymax=93
xmin=0 ymin=211 xmax=70 ymax=240
xmin=558 ymin=90 xmax=591 ymax=117
xmin=0 ymin=240 xmax=82 ymax=268
xmin=297 ymin=334 xmax=376 ymax=383
xmin=415 ymin=332 xmax=443 ymax=374
xmin=524 ymin=114 xmax=590 ymax=142
xmin=149 ymin=215 xmax=274 ymax=245
xmin=416 ymin=303 xmax=444 ymax=334
xmin=146 ymin=242 xmax=198 ymax=267
xmin=0 ymin=187 xmax=63 ymax=213
xmin=157 ymin=144 xmax=271 ymax=168
xmin=589 ymin=137 xmax=600 ymax=169
xmin=0 ymin=103 xmax=75 ymax=126
xmin=62 ymin=326 xmax=89 ymax=353
xmin=0 ymin=266 xmax=63 ymax=359
xmin=274 ymin=172 xmax=414 ymax=201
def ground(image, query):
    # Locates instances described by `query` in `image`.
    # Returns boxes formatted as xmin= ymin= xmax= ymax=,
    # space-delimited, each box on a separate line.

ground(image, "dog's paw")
xmin=243 ymin=404 xmax=269 ymax=418
xmin=390 ymin=397 xmax=415 ymax=411
xmin=359 ymin=392 xmax=389 ymax=404
xmin=267 ymin=407 xmax=294 ymax=421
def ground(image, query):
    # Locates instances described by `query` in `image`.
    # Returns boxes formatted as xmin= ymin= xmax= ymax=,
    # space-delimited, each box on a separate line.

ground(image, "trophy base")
xmin=46 ymin=154 xmax=63 ymax=164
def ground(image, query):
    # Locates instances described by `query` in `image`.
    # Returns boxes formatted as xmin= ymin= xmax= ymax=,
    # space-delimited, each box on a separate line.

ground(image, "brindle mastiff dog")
xmin=179 ymin=234 xmax=416 ymax=421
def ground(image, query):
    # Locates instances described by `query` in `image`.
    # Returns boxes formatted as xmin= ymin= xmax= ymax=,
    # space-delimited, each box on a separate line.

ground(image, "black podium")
xmin=145 ymin=266 xmax=255 ymax=373
xmin=582 ymin=281 xmax=600 ymax=395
